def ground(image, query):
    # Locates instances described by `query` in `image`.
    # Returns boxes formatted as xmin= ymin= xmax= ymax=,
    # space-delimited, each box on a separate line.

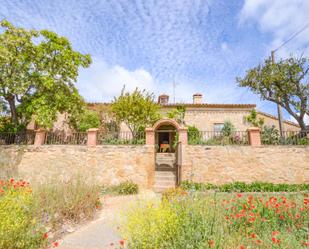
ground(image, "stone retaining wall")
xmin=0 ymin=145 xmax=308 ymax=188
xmin=182 ymin=145 xmax=309 ymax=184
xmin=0 ymin=145 xmax=155 ymax=189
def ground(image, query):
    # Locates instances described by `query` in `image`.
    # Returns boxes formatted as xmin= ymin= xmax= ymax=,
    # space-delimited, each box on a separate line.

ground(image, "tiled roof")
xmin=87 ymin=102 xmax=256 ymax=109
xmin=257 ymin=111 xmax=300 ymax=127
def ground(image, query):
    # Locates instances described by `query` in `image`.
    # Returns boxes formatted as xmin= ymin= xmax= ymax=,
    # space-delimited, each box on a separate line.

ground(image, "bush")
xmin=77 ymin=110 xmax=100 ymax=132
xmin=222 ymin=120 xmax=236 ymax=137
xmin=113 ymin=181 xmax=139 ymax=195
xmin=0 ymin=179 xmax=46 ymax=249
xmin=123 ymin=193 xmax=309 ymax=249
xmin=261 ymin=126 xmax=280 ymax=145
xmin=33 ymin=178 xmax=101 ymax=230
xmin=187 ymin=126 xmax=203 ymax=144
xmin=180 ymin=180 xmax=309 ymax=192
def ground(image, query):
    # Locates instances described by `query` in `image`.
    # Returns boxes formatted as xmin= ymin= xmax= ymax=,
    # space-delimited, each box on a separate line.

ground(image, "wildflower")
xmin=272 ymin=237 xmax=280 ymax=244
xmin=119 ymin=239 xmax=125 ymax=247
xmin=208 ymin=240 xmax=215 ymax=247
xmin=302 ymin=242 xmax=309 ymax=246
xmin=0 ymin=189 xmax=4 ymax=194
xmin=272 ymin=231 xmax=280 ymax=236
xmin=295 ymin=213 xmax=301 ymax=219
xmin=237 ymin=193 xmax=242 ymax=198
xmin=256 ymin=239 xmax=262 ymax=244
xmin=239 ymin=245 xmax=245 ymax=249
xmin=279 ymin=215 xmax=285 ymax=220
xmin=43 ymin=232 xmax=48 ymax=239
xmin=9 ymin=178 xmax=14 ymax=184
xmin=53 ymin=242 xmax=59 ymax=247
xmin=250 ymin=233 xmax=256 ymax=238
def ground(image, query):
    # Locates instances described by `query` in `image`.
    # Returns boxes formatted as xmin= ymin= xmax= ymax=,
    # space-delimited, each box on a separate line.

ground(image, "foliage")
xmin=161 ymin=187 xmax=188 ymax=201
xmin=221 ymin=120 xmax=236 ymax=137
xmin=0 ymin=177 xmax=101 ymax=248
xmin=0 ymin=179 xmax=46 ymax=249
xmin=180 ymin=180 xmax=309 ymax=192
xmin=245 ymin=109 xmax=265 ymax=128
xmin=32 ymin=178 xmax=101 ymax=231
xmin=187 ymin=126 xmax=202 ymax=144
xmin=111 ymin=181 xmax=139 ymax=195
xmin=76 ymin=110 xmax=100 ymax=132
xmin=111 ymin=87 xmax=160 ymax=137
xmin=167 ymin=105 xmax=186 ymax=124
xmin=0 ymin=20 xmax=91 ymax=129
xmin=261 ymin=126 xmax=280 ymax=145
xmin=237 ymin=56 xmax=309 ymax=130
xmin=123 ymin=192 xmax=309 ymax=249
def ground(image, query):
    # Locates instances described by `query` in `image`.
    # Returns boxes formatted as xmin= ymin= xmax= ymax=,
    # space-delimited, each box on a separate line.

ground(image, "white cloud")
xmin=290 ymin=114 xmax=309 ymax=126
xmin=77 ymin=58 xmax=157 ymax=102
xmin=240 ymin=0 xmax=309 ymax=58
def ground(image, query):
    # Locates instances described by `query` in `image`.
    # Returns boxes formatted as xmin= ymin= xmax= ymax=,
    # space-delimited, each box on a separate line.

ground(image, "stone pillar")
xmin=145 ymin=128 xmax=155 ymax=145
xmin=178 ymin=127 xmax=188 ymax=145
xmin=247 ymin=127 xmax=261 ymax=146
xmin=34 ymin=128 xmax=46 ymax=146
xmin=87 ymin=128 xmax=99 ymax=146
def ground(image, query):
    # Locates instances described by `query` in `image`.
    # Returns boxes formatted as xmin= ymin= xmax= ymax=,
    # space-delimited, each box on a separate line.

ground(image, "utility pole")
xmin=271 ymin=50 xmax=284 ymax=137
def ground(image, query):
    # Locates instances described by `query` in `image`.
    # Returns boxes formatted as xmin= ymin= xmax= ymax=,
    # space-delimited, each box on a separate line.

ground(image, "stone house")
xmin=85 ymin=93 xmax=300 ymax=134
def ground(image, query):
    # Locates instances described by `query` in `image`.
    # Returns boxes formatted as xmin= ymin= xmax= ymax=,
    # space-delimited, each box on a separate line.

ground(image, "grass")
xmin=122 ymin=190 xmax=309 ymax=249
xmin=0 ymin=177 xmax=102 ymax=249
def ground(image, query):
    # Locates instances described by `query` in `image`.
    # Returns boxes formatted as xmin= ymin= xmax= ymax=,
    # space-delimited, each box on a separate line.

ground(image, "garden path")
xmin=57 ymin=191 xmax=157 ymax=249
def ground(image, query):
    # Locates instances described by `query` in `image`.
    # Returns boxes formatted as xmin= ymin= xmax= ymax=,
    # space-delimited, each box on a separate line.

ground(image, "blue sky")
xmin=1 ymin=0 xmax=309 ymax=121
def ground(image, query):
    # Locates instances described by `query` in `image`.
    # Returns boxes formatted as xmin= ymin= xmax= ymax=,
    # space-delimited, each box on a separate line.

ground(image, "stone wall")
xmin=0 ymin=145 xmax=155 ymax=189
xmin=182 ymin=145 xmax=309 ymax=184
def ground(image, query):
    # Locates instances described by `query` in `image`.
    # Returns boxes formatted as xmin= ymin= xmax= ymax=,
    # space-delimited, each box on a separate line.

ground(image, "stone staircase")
xmin=154 ymin=153 xmax=177 ymax=192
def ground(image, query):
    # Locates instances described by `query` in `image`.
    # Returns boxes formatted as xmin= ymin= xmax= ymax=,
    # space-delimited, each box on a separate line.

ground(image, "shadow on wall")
xmin=0 ymin=146 xmax=25 ymax=179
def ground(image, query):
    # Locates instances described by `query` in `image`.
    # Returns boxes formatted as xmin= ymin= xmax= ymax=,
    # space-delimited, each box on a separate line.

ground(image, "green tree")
xmin=221 ymin=120 xmax=235 ymax=137
xmin=111 ymin=87 xmax=160 ymax=137
xmin=76 ymin=110 xmax=101 ymax=132
xmin=0 ymin=20 xmax=91 ymax=129
xmin=237 ymin=57 xmax=309 ymax=131
xmin=167 ymin=105 xmax=186 ymax=125
xmin=245 ymin=109 xmax=264 ymax=128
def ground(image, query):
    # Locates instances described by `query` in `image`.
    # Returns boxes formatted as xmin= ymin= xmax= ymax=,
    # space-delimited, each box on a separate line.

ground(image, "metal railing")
xmin=98 ymin=131 xmax=145 ymax=145
xmin=262 ymin=130 xmax=309 ymax=145
xmin=188 ymin=131 xmax=249 ymax=145
xmin=45 ymin=132 xmax=88 ymax=145
xmin=0 ymin=131 xmax=35 ymax=145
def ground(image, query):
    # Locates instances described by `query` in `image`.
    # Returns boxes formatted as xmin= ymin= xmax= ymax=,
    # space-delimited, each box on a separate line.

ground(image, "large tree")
xmin=0 ymin=20 xmax=91 ymax=129
xmin=111 ymin=87 xmax=160 ymax=137
xmin=237 ymin=57 xmax=309 ymax=131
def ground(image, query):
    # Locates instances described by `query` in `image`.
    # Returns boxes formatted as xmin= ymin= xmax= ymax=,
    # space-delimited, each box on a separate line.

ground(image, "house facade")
xmin=85 ymin=93 xmax=300 ymax=134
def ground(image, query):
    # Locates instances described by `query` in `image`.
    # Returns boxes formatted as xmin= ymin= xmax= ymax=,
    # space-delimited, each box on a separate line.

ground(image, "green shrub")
xmin=0 ymin=179 xmax=46 ymax=249
xmin=113 ymin=181 xmax=139 ymax=195
xmin=187 ymin=126 xmax=203 ymax=144
xmin=222 ymin=120 xmax=236 ymax=137
xmin=180 ymin=180 xmax=309 ymax=192
xmin=261 ymin=126 xmax=280 ymax=145
xmin=77 ymin=110 xmax=100 ymax=132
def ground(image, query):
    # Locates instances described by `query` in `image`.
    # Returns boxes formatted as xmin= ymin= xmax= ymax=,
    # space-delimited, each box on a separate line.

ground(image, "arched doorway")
xmin=145 ymin=119 xmax=187 ymax=192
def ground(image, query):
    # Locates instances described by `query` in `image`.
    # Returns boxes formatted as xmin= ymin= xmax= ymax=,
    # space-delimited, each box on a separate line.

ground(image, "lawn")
xmin=122 ymin=189 xmax=309 ymax=249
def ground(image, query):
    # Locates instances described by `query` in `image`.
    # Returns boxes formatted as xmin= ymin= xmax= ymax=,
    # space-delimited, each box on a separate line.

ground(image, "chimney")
xmin=158 ymin=94 xmax=169 ymax=105
xmin=193 ymin=93 xmax=202 ymax=104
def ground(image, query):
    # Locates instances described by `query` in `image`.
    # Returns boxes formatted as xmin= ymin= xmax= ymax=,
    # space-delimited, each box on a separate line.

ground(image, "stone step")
xmin=154 ymin=180 xmax=176 ymax=186
xmin=155 ymin=171 xmax=176 ymax=176
xmin=155 ymin=166 xmax=176 ymax=171
xmin=153 ymin=185 xmax=176 ymax=193
xmin=155 ymin=175 xmax=176 ymax=181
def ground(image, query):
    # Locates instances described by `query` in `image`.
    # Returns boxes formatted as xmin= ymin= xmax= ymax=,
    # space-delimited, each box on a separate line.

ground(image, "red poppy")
xmin=250 ymin=233 xmax=256 ymax=238
xmin=272 ymin=231 xmax=280 ymax=236
xmin=208 ymin=240 xmax=215 ymax=247
xmin=239 ymin=245 xmax=245 ymax=249
xmin=119 ymin=240 xmax=125 ymax=247
xmin=256 ymin=239 xmax=262 ymax=244
xmin=43 ymin=233 xmax=48 ymax=239
xmin=272 ymin=237 xmax=280 ymax=244
xmin=237 ymin=193 xmax=242 ymax=198
xmin=53 ymin=242 xmax=59 ymax=247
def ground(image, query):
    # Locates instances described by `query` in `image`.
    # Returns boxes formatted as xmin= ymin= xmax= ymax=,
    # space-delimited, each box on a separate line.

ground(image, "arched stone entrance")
xmin=145 ymin=119 xmax=188 ymax=149
xmin=145 ymin=119 xmax=187 ymax=192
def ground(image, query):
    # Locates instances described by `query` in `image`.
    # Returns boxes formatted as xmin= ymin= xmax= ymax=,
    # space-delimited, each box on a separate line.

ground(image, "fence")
xmin=0 ymin=131 xmax=35 ymax=145
xmin=97 ymin=131 xmax=145 ymax=145
xmin=45 ymin=132 xmax=88 ymax=145
xmin=188 ymin=131 xmax=249 ymax=145
xmin=261 ymin=130 xmax=309 ymax=145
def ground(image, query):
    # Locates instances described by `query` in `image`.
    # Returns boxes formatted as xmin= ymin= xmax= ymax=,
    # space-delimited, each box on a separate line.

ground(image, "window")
xmin=214 ymin=123 xmax=224 ymax=132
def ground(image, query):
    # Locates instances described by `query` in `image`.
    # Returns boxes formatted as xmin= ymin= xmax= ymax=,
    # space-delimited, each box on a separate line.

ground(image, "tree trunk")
xmin=297 ymin=118 xmax=307 ymax=132
xmin=6 ymin=95 xmax=18 ymax=125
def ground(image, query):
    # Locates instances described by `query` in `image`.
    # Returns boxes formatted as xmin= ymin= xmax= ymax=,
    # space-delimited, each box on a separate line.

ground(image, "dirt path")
xmin=57 ymin=191 xmax=157 ymax=249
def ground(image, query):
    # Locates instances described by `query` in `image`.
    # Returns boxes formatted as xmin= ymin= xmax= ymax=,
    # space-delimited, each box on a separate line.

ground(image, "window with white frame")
xmin=213 ymin=123 xmax=224 ymax=132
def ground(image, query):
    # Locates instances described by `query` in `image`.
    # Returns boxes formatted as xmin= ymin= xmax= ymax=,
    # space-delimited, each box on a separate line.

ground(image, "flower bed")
xmin=0 ymin=178 xmax=101 ymax=249
xmin=122 ymin=191 xmax=309 ymax=248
